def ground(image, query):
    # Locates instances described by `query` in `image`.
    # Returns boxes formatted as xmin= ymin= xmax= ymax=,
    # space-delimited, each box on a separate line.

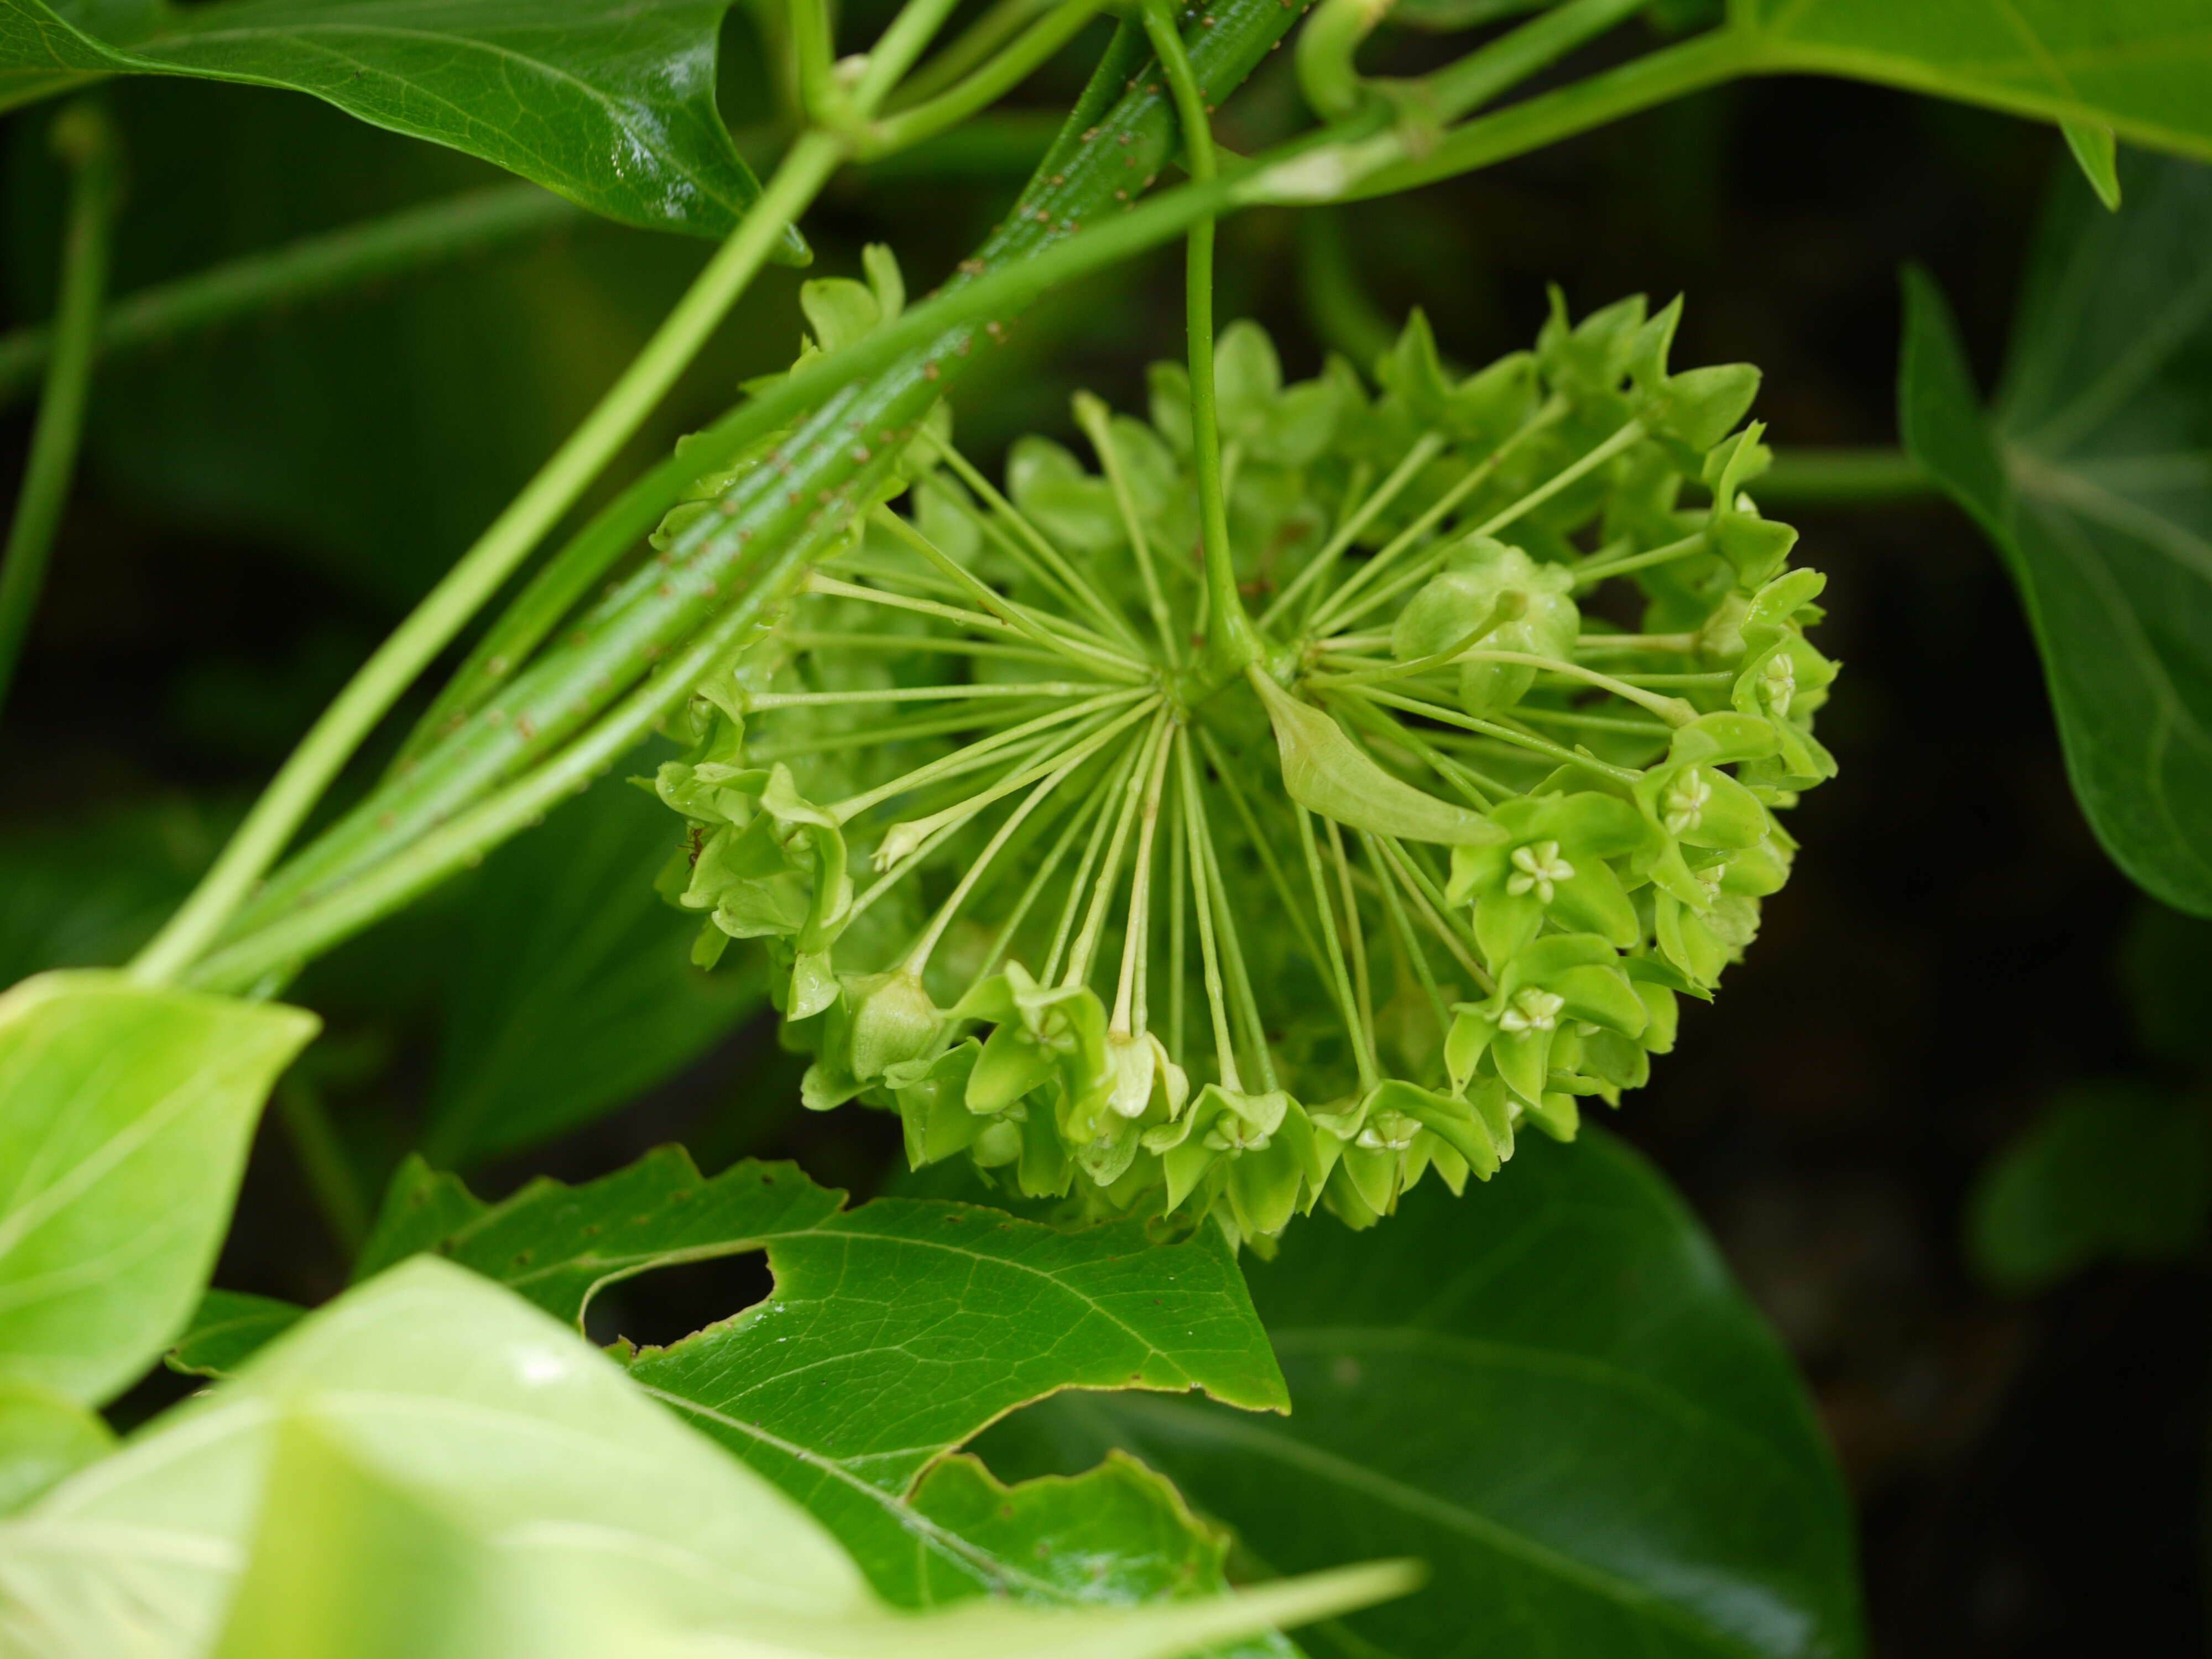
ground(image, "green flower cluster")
xmin=646 ymin=257 xmax=1837 ymax=1250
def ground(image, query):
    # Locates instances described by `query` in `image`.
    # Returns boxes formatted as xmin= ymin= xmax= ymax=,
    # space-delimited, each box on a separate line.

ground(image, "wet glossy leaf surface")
xmin=0 ymin=0 xmax=770 ymax=234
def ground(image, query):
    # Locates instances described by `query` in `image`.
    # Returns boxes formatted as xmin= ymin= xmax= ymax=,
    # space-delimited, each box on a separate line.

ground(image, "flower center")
xmin=1505 ymin=839 xmax=1575 ymax=904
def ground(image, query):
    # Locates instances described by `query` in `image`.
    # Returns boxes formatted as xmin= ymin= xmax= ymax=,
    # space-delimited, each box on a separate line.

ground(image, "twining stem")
xmin=1142 ymin=0 xmax=1262 ymax=681
xmin=130 ymin=130 xmax=846 ymax=987
xmin=180 ymin=535 xmax=777 ymax=993
xmin=1755 ymin=446 xmax=1934 ymax=507
xmin=0 ymin=102 xmax=117 ymax=727
xmin=889 ymin=0 xmax=1061 ymax=108
xmin=1418 ymin=0 xmax=1649 ymax=122
xmin=864 ymin=0 xmax=1114 ymax=157
xmin=0 ymin=182 xmax=584 ymax=409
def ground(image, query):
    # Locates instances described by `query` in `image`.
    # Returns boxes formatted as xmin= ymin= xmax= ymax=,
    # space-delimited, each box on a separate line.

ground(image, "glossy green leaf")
xmin=1734 ymin=1 xmax=2212 ymax=162
xmin=163 ymin=1288 xmax=305 ymax=1381
xmin=422 ymin=774 xmax=766 ymax=1167
xmin=0 ymin=1379 xmax=111 ymax=1515
xmin=1966 ymin=1082 xmax=2212 ymax=1293
xmin=0 ymin=970 xmax=317 ymax=1406
xmin=1899 ymin=153 xmax=2212 ymax=916
xmin=982 ymin=1128 xmax=1863 ymax=1659
xmin=0 ymin=1257 xmax=1406 ymax=1658
xmin=0 ymin=0 xmax=780 ymax=239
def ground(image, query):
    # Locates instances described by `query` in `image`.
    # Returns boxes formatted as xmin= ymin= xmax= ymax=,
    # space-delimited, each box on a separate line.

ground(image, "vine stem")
xmin=128 ymin=129 xmax=846 ymax=988
xmin=1142 ymin=0 xmax=1262 ymax=682
xmin=0 ymin=182 xmax=583 ymax=409
xmin=0 ymin=102 xmax=117 ymax=727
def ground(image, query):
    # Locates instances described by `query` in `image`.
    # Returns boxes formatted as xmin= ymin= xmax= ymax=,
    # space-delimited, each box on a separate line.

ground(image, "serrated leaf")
xmin=1734 ymin=1 xmax=2212 ymax=162
xmin=163 ymin=1288 xmax=305 ymax=1381
xmin=1966 ymin=1082 xmax=2212 ymax=1293
xmin=422 ymin=774 xmax=766 ymax=1167
xmin=0 ymin=970 xmax=317 ymax=1406
xmin=982 ymin=1128 xmax=1864 ymax=1659
xmin=0 ymin=1258 xmax=1407 ymax=1658
xmin=1900 ymin=154 xmax=2212 ymax=916
xmin=0 ymin=0 xmax=789 ymax=241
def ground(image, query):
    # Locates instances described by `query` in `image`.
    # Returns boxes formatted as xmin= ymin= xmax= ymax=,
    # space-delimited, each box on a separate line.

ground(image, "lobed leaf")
xmin=982 ymin=1128 xmax=1864 ymax=1658
xmin=0 ymin=1258 xmax=1404 ymax=1658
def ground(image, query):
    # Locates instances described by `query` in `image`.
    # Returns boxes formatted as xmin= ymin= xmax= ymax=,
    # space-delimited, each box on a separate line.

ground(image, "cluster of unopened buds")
xmin=646 ymin=249 xmax=1837 ymax=1250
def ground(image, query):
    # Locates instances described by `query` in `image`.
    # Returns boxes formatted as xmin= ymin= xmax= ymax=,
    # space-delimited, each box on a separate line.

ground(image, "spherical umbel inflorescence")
xmin=646 ymin=265 xmax=1837 ymax=1250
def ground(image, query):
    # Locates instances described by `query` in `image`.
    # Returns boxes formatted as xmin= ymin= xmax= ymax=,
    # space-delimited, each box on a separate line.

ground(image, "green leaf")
xmin=2062 ymin=121 xmax=2122 ymax=210
xmin=163 ymin=1288 xmax=305 ymax=1381
xmin=909 ymin=1453 xmax=1296 ymax=1658
xmin=1 ymin=1256 xmax=1408 ymax=1658
xmin=0 ymin=1379 xmax=111 ymax=1515
xmin=1899 ymin=154 xmax=2212 ymax=916
xmin=1966 ymin=1082 xmax=2212 ymax=1293
xmin=980 ymin=1128 xmax=1864 ymax=1659
xmin=422 ymin=773 xmax=766 ymax=1167
xmin=0 ymin=970 xmax=317 ymax=1406
xmin=1733 ymin=1 xmax=2212 ymax=163
xmin=2120 ymin=901 xmax=2212 ymax=1069
xmin=0 ymin=0 xmax=782 ymax=239
xmin=343 ymin=1147 xmax=1287 ymax=1599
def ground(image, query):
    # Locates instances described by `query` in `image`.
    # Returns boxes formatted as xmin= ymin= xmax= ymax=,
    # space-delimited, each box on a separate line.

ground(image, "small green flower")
xmin=1446 ymin=791 xmax=1646 ymax=969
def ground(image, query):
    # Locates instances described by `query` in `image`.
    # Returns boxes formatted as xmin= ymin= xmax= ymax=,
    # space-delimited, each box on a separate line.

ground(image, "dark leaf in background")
xmin=0 ymin=799 xmax=227 ymax=985
xmin=0 ymin=0 xmax=782 ymax=239
xmin=164 ymin=1287 xmax=306 ymax=1380
xmin=981 ymin=1129 xmax=1863 ymax=1659
xmin=1900 ymin=153 xmax=2212 ymax=917
xmin=2121 ymin=901 xmax=2212 ymax=1071
xmin=1966 ymin=1082 xmax=2211 ymax=1293
xmin=421 ymin=770 xmax=764 ymax=1167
